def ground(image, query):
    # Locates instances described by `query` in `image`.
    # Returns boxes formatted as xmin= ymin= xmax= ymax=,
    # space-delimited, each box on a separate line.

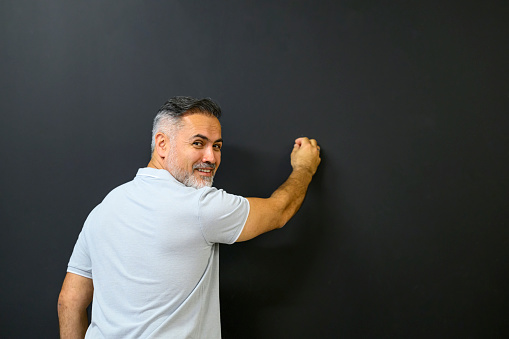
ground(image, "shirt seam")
xmin=228 ymin=197 xmax=250 ymax=244
xmin=197 ymin=189 xmax=213 ymax=246
xmin=67 ymin=265 xmax=93 ymax=279
xmin=136 ymin=173 xmax=159 ymax=179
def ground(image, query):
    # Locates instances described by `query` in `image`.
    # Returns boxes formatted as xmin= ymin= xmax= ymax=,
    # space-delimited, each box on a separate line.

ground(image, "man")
xmin=58 ymin=96 xmax=321 ymax=338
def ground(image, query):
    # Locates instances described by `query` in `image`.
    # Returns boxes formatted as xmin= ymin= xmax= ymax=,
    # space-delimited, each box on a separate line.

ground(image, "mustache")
xmin=193 ymin=162 xmax=216 ymax=170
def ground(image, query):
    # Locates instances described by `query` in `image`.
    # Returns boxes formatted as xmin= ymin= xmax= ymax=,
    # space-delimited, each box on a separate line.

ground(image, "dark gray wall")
xmin=1 ymin=1 xmax=508 ymax=338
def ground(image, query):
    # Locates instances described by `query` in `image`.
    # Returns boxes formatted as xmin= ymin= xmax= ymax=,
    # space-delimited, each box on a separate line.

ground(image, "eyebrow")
xmin=192 ymin=134 xmax=223 ymax=143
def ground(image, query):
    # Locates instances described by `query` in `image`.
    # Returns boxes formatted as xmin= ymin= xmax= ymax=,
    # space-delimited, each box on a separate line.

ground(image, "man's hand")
xmin=291 ymin=137 xmax=321 ymax=176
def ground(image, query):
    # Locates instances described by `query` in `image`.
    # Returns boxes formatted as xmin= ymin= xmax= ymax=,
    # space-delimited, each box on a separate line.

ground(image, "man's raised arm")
xmin=237 ymin=137 xmax=321 ymax=242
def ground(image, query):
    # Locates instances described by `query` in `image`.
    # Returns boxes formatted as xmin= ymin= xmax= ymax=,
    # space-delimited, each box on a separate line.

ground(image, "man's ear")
xmin=154 ymin=132 xmax=169 ymax=158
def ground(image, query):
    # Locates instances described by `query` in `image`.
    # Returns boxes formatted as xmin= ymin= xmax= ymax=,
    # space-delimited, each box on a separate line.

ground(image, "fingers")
xmin=293 ymin=137 xmax=321 ymax=158
xmin=295 ymin=137 xmax=317 ymax=146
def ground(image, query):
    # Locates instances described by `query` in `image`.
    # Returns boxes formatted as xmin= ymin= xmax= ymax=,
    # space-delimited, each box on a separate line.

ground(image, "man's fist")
xmin=291 ymin=137 xmax=321 ymax=176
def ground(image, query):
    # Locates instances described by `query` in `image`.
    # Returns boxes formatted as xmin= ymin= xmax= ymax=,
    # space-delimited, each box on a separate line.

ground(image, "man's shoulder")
xmin=198 ymin=187 xmax=248 ymax=211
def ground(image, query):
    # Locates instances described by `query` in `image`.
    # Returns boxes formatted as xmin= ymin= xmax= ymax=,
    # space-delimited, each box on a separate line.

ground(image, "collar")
xmin=135 ymin=167 xmax=184 ymax=186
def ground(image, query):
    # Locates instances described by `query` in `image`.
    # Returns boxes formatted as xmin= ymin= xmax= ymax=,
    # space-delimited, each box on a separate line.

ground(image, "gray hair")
xmin=151 ymin=96 xmax=222 ymax=152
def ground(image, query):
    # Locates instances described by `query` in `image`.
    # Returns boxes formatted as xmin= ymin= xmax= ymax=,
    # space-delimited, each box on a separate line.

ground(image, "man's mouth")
xmin=196 ymin=168 xmax=213 ymax=175
xmin=194 ymin=163 xmax=216 ymax=177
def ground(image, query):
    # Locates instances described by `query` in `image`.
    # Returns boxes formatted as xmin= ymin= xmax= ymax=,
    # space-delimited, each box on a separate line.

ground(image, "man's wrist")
xmin=291 ymin=166 xmax=314 ymax=181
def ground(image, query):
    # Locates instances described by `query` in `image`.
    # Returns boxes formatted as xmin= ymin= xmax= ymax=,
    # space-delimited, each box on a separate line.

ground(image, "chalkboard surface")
xmin=1 ymin=1 xmax=508 ymax=337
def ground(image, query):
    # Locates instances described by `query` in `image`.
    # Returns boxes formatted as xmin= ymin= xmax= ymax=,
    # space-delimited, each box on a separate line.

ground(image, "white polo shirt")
xmin=67 ymin=167 xmax=249 ymax=338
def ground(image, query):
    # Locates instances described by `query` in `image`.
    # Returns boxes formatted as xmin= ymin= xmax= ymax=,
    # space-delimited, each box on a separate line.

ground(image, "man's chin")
xmin=168 ymin=166 xmax=214 ymax=189
xmin=182 ymin=173 xmax=213 ymax=189
xmin=196 ymin=175 xmax=213 ymax=188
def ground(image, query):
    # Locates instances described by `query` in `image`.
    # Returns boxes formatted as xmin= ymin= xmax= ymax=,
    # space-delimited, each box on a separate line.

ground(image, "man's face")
xmin=166 ymin=113 xmax=222 ymax=189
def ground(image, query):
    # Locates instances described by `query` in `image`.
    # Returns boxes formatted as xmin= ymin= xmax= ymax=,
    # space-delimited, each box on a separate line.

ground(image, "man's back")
xmin=68 ymin=168 xmax=249 ymax=338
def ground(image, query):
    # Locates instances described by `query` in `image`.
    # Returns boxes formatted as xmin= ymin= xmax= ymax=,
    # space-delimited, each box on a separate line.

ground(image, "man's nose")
xmin=202 ymin=146 xmax=216 ymax=164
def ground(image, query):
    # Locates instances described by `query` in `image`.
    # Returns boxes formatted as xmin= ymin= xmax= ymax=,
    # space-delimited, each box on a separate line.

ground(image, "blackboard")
xmin=1 ymin=1 xmax=508 ymax=337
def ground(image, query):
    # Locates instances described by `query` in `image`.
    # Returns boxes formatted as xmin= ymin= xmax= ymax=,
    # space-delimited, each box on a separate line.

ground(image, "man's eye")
xmin=213 ymin=144 xmax=222 ymax=150
xmin=193 ymin=141 xmax=203 ymax=146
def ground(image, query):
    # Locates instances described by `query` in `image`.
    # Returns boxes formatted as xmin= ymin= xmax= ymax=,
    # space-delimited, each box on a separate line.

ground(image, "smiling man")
xmin=151 ymin=110 xmax=224 ymax=189
xmin=58 ymin=96 xmax=321 ymax=338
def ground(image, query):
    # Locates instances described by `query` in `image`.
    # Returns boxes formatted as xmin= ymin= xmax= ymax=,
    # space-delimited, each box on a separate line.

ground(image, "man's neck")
xmin=147 ymin=156 xmax=164 ymax=170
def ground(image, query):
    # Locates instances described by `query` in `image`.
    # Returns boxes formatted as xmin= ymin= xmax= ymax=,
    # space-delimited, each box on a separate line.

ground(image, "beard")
xmin=166 ymin=152 xmax=216 ymax=189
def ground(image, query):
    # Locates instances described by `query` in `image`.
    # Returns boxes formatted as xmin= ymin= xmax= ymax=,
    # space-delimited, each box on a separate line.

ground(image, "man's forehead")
xmin=180 ymin=113 xmax=222 ymax=139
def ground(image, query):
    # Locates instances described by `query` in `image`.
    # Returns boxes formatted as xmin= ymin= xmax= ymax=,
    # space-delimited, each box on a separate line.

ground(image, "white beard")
xmin=170 ymin=163 xmax=214 ymax=189
xmin=166 ymin=149 xmax=214 ymax=189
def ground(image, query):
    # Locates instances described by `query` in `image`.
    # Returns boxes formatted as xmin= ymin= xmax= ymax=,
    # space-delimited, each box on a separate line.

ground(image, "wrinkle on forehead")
xmin=179 ymin=113 xmax=222 ymax=140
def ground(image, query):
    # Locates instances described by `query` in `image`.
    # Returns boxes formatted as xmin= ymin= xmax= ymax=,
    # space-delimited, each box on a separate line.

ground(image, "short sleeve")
xmin=67 ymin=210 xmax=95 ymax=279
xmin=198 ymin=188 xmax=250 ymax=244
